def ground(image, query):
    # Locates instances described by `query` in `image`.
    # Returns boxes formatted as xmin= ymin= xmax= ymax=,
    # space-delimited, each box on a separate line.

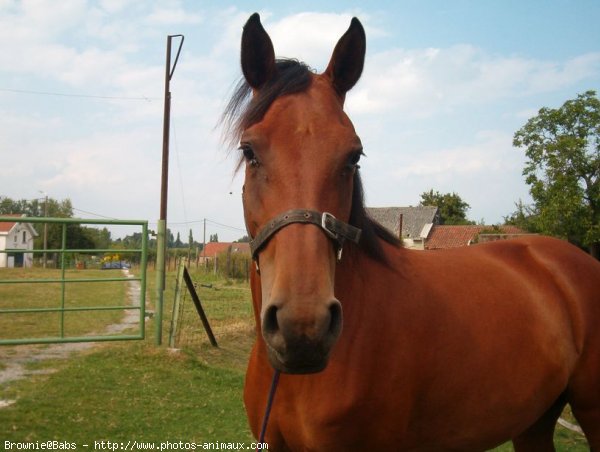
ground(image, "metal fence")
xmin=0 ymin=217 xmax=148 ymax=345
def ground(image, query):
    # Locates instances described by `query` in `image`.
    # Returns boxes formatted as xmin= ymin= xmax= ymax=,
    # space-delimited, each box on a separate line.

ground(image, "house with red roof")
xmin=0 ymin=214 xmax=38 ymax=268
xmin=201 ymin=242 xmax=250 ymax=262
xmin=365 ymin=205 xmax=530 ymax=251
xmin=424 ymin=225 xmax=527 ymax=250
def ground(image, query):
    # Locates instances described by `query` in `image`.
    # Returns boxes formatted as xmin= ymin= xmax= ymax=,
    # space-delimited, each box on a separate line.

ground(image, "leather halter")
xmin=249 ymin=209 xmax=362 ymax=262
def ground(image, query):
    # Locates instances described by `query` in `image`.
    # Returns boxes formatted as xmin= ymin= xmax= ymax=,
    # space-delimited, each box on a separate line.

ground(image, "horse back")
xmin=399 ymin=235 xmax=600 ymax=365
xmin=330 ymin=235 xmax=600 ymax=449
xmin=480 ymin=235 xmax=600 ymax=350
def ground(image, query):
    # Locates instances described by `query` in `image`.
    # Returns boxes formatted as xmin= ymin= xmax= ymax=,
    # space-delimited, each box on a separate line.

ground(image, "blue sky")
xmin=1 ymin=0 xmax=599 ymax=241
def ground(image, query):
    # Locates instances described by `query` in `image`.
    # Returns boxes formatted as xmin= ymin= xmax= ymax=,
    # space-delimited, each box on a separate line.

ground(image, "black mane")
xmin=221 ymin=59 xmax=401 ymax=263
xmin=221 ymin=59 xmax=313 ymax=150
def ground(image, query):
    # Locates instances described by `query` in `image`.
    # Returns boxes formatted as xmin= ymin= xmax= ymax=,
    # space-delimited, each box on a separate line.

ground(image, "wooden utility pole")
xmin=156 ymin=34 xmax=184 ymax=346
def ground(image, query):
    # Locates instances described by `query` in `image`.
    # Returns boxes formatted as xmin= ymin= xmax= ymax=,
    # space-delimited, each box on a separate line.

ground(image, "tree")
xmin=419 ymin=189 xmax=474 ymax=225
xmin=513 ymin=90 xmax=599 ymax=258
xmin=117 ymin=232 xmax=145 ymax=249
xmin=174 ymin=232 xmax=183 ymax=247
xmin=0 ymin=197 xmax=43 ymax=216
xmin=167 ymin=229 xmax=175 ymax=247
xmin=0 ymin=196 xmax=87 ymax=250
xmin=504 ymin=200 xmax=540 ymax=233
xmin=0 ymin=196 xmax=72 ymax=219
xmin=209 ymin=233 xmax=219 ymax=243
xmin=92 ymin=227 xmax=112 ymax=249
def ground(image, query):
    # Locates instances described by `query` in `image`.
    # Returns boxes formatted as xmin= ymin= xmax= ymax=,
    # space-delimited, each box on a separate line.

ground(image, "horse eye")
xmin=348 ymin=150 xmax=363 ymax=168
xmin=240 ymin=144 xmax=259 ymax=167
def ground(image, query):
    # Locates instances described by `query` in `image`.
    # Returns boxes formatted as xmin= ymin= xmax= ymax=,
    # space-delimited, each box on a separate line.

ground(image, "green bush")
xmin=216 ymin=249 xmax=251 ymax=281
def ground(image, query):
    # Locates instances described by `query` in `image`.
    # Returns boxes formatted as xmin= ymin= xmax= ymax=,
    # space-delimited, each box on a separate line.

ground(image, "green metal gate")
xmin=0 ymin=217 xmax=148 ymax=345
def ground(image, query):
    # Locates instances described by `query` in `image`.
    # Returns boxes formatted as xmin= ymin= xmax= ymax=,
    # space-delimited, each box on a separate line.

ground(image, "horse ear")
xmin=241 ymin=13 xmax=276 ymax=90
xmin=325 ymin=17 xmax=366 ymax=96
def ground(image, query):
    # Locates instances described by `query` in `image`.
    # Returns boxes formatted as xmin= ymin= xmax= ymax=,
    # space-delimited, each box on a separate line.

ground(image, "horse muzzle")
xmin=261 ymin=298 xmax=343 ymax=374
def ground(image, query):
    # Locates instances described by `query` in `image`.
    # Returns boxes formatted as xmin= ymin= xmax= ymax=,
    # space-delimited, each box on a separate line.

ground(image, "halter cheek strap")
xmin=249 ymin=209 xmax=362 ymax=264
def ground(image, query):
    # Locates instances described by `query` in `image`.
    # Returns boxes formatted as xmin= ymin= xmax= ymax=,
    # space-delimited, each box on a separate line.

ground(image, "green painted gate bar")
xmin=0 ymin=217 xmax=148 ymax=345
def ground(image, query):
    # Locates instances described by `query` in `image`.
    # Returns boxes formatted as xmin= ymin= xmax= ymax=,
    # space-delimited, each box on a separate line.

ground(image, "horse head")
xmin=236 ymin=13 xmax=366 ymax=374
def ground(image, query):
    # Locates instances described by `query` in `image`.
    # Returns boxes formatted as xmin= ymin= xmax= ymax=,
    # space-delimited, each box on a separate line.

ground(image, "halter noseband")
xmin=249 ymin=209 xmax=362 ymax=264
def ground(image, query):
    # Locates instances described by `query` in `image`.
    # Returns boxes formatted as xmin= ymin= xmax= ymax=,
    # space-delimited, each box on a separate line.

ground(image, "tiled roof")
xmin=230 ymin=242 xmax=250 ymax=254
xmin=367 ymin=206 xmax=439 ymax=238
xmin=0 ymin=214 xmax=24 ymax=233
xmin=425 ymin=225 xmax=525 ymax=250
xmin=202 ymin=242 xmax=250 ymax=257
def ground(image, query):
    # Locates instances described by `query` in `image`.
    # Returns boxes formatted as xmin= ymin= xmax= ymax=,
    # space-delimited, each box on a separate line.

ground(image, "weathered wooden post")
xmin=156 ymin=34 xmax=184 ymax=346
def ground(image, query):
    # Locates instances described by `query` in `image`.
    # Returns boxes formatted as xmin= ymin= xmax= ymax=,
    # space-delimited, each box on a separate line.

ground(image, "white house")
xmin=0 ymin=214 xmax=38 ymax=268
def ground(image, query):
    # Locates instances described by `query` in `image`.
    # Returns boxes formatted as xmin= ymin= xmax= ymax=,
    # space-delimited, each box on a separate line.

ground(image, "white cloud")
xmin=358 ymin=129 xmax=529 ymax=223
xmin=59 ymin=48 xmax=127 ymax=87
xmin=208 ymin=7 xmax=254 ymax=59
xmin=99 ymin=0 xmax=142 ymax=14
xmin=0 ymin=5 xmax=126 ymax=86
xmin=263 ymin=11 xmax=384 ymax=73
xmin=43 ymin=131 xmax=155 ymax=191
xmin=145 ymin=5 xmax=203 ymax=25
xmin=267 ymin=12 xmax=356 ymax=70
xmin=514 ymin=108 xmax=539 ymax=120
xmin=393 ymin=130 xmax=516 ymax=179
xmin=20 ymin=0 xmax=87 ymax=24
xmin=347 ymin=46 xmax=600 ymax=117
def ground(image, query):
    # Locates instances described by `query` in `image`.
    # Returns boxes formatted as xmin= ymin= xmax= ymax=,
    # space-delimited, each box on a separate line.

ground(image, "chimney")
xmin=398 ymin=213 xmax=403 ymax=239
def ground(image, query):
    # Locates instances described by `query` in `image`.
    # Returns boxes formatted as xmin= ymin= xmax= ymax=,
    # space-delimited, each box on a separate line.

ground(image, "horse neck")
xmin=335 ymin=241 xmax=407 ymax=322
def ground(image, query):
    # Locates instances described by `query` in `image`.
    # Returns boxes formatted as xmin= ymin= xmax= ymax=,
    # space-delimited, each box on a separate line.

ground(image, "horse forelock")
xmin=221 ymin=59 xmax=401 ymax=263
xmin=221 ymin=59 xmax=313 ymax=151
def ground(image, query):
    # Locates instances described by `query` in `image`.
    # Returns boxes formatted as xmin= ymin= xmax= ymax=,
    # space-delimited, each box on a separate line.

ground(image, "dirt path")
xmin=0 ymin=269 xmax=144 ymax=405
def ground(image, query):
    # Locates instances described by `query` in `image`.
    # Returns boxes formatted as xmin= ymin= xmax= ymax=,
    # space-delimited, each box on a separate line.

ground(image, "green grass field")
xmin=0 ymin=267 xmax=589 ymax=450
xmin=0 ymin=267 xmax=255 ymax=444
xmin=0 ymin=268 xmax=132 ymax=342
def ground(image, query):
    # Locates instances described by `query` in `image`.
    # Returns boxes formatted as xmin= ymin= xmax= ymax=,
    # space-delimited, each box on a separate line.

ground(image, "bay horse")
xmin=223 ymin=13 xmax=600 ymax=451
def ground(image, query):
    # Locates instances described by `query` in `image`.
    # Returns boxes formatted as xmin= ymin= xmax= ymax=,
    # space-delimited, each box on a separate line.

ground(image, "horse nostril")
xmin=263 ymin=304 xmax=279 ymax=335
xmin=328 ymin=300 xmax=343 ymax=338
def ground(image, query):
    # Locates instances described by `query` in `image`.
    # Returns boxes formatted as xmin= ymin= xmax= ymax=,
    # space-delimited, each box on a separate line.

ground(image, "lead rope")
xmin=257 ymin=369 xmax=281 ymax=450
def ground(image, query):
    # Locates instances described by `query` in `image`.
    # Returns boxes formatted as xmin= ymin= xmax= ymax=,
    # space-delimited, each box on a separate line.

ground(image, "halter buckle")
xmin=321 ymin=212 xmax=344 ymax=261
xmin=321 ymin=212 xmax=339 ymax=240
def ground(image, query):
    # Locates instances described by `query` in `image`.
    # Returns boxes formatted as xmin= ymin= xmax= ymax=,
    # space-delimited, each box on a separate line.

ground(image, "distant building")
xmin=367 ymin=206 xmax=440 ymax=250
xmin=201 ymin=242 xmax=250 ymax=262
xmin=366 ymin=208 xmax=529 ymax=251
xmin=0 ymin=214 xmax=38 ymax=268
xmin=425 ymin=225 xmax=527 ymax=250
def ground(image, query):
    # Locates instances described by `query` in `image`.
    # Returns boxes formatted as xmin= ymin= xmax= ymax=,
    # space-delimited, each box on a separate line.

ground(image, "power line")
xmin=165 ymin=218 xmax=246 ymax=232
xmin=72 ymin=207 xmax=118 ymax=220
xmin=0 ymin=87 xmax=157 ymax=102
xmin=205 ymin=219 xmax=246 ymax=232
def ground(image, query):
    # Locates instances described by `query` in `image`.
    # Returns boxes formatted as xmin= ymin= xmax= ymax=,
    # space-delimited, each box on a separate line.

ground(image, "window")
xmin=23 ymin=231 xmax=27 ymax=244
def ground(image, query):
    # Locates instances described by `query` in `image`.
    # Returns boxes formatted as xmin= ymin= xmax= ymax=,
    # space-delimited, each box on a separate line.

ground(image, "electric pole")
xmin=156 ymin=34 xmax=184 ymax=346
